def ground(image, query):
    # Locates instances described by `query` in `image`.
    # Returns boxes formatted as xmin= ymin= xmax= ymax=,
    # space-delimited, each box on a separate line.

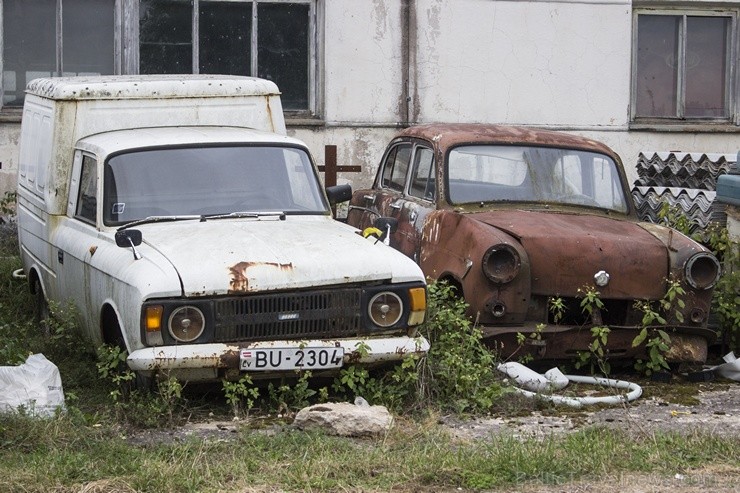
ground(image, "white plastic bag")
xmin=712 ymin=352 xmax=740 ymax=382
xmin=0 ymin=353 xmax=65 ymax=417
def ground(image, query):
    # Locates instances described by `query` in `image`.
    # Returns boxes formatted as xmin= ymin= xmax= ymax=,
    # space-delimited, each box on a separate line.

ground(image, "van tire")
xmin=135 ymin=371 xmax=155 ymax=392
xmin=32 ymin=279 xmax=51 ymax=337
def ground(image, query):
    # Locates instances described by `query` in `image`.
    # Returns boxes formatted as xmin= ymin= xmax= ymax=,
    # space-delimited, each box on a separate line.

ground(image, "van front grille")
xmin=213 ymin=288 xmax=363 ymax=342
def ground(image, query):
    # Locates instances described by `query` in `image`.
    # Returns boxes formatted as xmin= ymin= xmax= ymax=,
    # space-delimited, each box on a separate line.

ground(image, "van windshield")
xmin=103 ymin=145 xmax=329 ymax=226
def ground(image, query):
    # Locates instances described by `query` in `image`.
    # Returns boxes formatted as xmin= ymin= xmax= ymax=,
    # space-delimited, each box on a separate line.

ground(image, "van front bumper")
xmin=127 ymin=336 xmax=430 ymax=381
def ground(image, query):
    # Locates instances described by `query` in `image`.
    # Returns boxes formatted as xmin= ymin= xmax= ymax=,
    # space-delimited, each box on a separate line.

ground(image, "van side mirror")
xmin=325 ymin=184 xmax=352 ymax=205
xmin=115 ymin=229 xmax=143 ymax=260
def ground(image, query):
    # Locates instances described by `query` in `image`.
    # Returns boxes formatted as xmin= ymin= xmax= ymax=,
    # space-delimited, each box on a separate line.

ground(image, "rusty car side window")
xmin=75 ymin=155 xmax=98 ymax=224
xmin=409 ymin=147 xmax=435 ymax=201
xmin=381 ymin=144 xmax=412 ymax=192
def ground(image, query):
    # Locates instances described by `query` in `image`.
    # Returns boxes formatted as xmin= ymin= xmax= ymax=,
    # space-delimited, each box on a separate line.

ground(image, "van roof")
xmin=76 ymin=126 xmax=306 ymax=156
xmin=25 ymin=75 xmax=280 ymax=101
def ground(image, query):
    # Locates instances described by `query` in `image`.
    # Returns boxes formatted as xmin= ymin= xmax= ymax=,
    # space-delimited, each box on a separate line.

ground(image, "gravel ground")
xmin=441 ymin=379 xmax=740 ymax=441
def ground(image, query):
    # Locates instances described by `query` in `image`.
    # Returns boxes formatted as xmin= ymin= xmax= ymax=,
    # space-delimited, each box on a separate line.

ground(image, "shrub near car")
xmin=347 ymin=124 xmax=721 ymax=363
xmin=16 ymin=75 xmax=428 ymax=385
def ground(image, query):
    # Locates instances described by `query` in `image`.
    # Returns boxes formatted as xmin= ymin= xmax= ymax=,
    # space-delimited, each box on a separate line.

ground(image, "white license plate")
xmin=240 ymin=347 xmax=345 ymax=371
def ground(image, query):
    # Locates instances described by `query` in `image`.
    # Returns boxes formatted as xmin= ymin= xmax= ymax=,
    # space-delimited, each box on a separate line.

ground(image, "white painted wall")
xmin=411 ymin=0 xmax=632 ymax=127
xmin=1 ymin=0 xmax=739 ymax=200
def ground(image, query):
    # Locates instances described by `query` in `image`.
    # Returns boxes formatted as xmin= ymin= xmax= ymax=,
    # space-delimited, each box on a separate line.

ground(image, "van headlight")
xmin=368 ymin=292 xmax=403 ymax=327
xmin=168 ymin=306 xmax=206 ymax=342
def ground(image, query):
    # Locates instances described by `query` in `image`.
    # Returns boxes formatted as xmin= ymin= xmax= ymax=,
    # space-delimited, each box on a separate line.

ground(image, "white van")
xmin=16 ymin=75 xmax=428 ymax=385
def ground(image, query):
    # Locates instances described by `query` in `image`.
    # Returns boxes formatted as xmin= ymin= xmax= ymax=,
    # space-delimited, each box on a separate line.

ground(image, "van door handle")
xmin=363 ymin=195 xmax=376 ymax=204
xmin=390 ymin=202 xmax=402 ymax=210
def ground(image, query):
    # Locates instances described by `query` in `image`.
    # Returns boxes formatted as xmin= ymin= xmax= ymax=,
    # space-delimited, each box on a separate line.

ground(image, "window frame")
xmin=1 ymin=0 xmax=322 ymax=119
xmin=0 ymin=0 xmax=122 ymax=112
xmin=630 ymin=7 xmax=740 ymax=129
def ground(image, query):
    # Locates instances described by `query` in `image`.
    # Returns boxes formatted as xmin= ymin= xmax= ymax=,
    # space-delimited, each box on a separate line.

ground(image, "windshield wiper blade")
xmin=117 ymin=215 xmax=201 ymax=231
xmin=199 ymin=211 xmax=286 ymax=221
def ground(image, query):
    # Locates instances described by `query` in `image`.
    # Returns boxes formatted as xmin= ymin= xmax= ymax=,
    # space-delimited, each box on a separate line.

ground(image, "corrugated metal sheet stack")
xmin=631 ymin=152 xmax=736 ymax=234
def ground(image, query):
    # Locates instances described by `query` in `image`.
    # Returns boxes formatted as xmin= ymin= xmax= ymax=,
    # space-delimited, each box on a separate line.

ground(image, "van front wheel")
xmin=32 ymin=279 xmax=51 ymax=336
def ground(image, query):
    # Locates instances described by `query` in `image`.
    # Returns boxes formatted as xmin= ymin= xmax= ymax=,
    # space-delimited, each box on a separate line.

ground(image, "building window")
xmin=1 ymin=0 xmax=115 ymax=107
xmin=633 ymin=11 xmax=737 ymax=124
xmin=140 ymin=0 xmax=313 ymax=112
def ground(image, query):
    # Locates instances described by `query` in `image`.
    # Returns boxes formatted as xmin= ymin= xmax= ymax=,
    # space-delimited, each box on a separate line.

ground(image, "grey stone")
xmin=293 ymin=401 xmax=393 ymax=437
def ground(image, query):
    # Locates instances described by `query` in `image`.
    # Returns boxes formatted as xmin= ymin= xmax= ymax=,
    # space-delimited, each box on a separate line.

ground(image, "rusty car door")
xmin=394 ymin=145 xmax=436 ymax=262
xmin=348 ymin=142 xmax=412 ymax=233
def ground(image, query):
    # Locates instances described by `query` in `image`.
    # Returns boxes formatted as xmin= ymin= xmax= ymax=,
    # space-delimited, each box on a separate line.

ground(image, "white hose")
xmin=12 ymin=268 xmax=26 ymax=280
xmin=498 ymin=362 xmax=642 ymax=408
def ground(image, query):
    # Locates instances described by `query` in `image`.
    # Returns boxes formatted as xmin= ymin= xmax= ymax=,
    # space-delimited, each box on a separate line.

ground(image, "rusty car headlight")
xmin=168 ymin=306 xmax=206 ymax=342
xmin=368 ymin=292 xmax=404 ymax=327
xmin=684 ymin=252 xmax=721 ymax=290
xmin=482 ymin=244 xmax=521 ymax=284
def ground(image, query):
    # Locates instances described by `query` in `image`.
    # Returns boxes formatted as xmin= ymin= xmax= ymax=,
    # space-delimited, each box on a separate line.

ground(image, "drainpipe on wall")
xmin=400 ymin=0 xmax=417 ymax=128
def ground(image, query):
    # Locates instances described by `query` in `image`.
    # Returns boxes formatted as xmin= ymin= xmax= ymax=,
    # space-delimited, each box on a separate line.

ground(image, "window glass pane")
xmin=104 ymin=145 xmax=327 ymax=225
xmin=388 ymin=146 xmax=411 ymax=192
xmin=635 ymin=15 xmax=679 ymax=117
xmin=199 ymin=1 xmax=251 ymax=75
xmin=258 ymin=3 xmax=309 ymax=110
xmin=76 ymin=155 xmax=98 ymax=224
xmin=447 ymin=146 xmax=628 ymax=213
xmin=409 ymin=147 xmax=435 ymax=200
xmin=685 ymin=16 xmax=729 ymax=118
xmin=2 ymin=0 xmax=56 ymax=106
xmin=140 ymin=0 xmax=192 ymax=74
xmin=63 ymin=0 xmax=115 ymax=76
xmin=381 ymin=147 xmax=398 ymax=189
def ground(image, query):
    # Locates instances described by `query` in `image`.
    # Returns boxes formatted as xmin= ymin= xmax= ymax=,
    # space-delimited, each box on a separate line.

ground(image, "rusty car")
xmin=346 ymin=124 xmax=721 ymax=363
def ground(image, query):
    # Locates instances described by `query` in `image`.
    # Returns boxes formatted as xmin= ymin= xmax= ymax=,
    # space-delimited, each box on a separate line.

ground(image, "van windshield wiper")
xmin=199 ymin=211 xmax=286 ymax=221
xmin=117 ymin=215 xmax=201 ymax=231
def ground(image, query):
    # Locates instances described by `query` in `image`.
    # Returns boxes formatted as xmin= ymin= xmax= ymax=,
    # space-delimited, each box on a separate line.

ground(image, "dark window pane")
xmin=63 ymin=0 xmax=115 ymax=76
xmin=635 ymin=15 xmax=679 ymax=117
xmin=76 ymin=155 xmax=98 ymax=224
xmin=199 ymin=1 xmax=251 ymax=75
xmin=2 ymin=0 xmax=56 ymax=106
xmin=258 ymin=3 xmax=309 ymax=110
xmin=685 ymin=16 xmax=729 ymax=118
xmin=140 ymin=0 xmax=192 ymax=74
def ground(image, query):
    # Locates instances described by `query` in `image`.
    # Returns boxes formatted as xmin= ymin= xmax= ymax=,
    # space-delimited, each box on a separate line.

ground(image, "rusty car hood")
xmin=137 ymin=216 xmax=423 ymax=296
xmin=473 ymin=210 xmax=669 ymax=299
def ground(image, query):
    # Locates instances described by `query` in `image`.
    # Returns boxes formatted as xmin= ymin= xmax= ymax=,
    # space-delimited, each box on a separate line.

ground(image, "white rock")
xmin=293 ymin=401 xmax=393 ymax=437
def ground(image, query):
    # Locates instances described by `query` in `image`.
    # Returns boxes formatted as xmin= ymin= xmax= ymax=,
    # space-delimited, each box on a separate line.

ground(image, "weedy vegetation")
xmin=1 ymin=193 xmax=739 ymax=492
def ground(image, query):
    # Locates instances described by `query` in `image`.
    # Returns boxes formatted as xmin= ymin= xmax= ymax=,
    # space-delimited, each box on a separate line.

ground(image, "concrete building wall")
xmin=1 ymin=0 xmax=738 ymax=197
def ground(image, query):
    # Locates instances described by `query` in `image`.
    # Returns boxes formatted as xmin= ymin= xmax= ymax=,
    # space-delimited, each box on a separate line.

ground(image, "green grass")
xmin=1 ymin=414 xmax=739 ymax=492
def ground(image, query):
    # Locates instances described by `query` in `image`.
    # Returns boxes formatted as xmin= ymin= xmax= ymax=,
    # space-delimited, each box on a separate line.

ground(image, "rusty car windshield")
xmin=103 ymin=145 xmax=329 ymax=226
xmin=446 ymin=145 xmax=629 ymax=213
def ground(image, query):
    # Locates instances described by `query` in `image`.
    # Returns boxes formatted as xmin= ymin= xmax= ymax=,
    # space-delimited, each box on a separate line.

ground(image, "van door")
xmin=52 ymin=151 xmax=104 ymax=342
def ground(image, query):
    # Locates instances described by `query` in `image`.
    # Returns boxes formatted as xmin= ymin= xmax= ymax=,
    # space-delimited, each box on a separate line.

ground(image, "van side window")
xmin=75 ymin=155 xmax=98 ymax=224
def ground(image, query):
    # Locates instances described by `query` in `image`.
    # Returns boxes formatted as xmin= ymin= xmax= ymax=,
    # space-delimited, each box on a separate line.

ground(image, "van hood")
xmin=473 ymin=210 xmax=669 ymax=299
xmin=137 ymin=216 xmax=422 ymax=296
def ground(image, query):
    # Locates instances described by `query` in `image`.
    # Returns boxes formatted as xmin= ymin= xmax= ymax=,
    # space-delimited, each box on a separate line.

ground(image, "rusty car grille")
xmin=213 ymin=288 xmax=363 ymax=342
xmin=547 ymin=296 xmax=633 ymax=326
